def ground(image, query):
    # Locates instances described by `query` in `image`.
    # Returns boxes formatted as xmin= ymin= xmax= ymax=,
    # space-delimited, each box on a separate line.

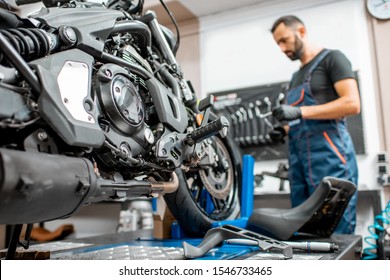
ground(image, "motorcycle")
xmin=0 ymin=0 xmax=242 ymax=254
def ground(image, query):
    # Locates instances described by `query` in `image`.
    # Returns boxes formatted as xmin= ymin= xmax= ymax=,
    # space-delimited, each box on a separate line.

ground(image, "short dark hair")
xmin=271 ymin=15 xmax=305 ymax=33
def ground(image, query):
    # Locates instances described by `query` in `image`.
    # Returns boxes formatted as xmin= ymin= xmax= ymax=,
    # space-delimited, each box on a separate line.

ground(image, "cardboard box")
xmin=153 ymin=197 xmax=176 ymax=239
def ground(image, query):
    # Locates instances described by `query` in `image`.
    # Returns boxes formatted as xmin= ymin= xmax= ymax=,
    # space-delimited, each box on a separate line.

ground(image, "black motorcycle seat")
xmin=247 ymin=176 xmax=356 ymax=240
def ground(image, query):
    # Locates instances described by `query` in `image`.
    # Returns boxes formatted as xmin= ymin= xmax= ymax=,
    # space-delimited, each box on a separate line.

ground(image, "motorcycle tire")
xmin=164 ymin=133 xmax=242 ymax=237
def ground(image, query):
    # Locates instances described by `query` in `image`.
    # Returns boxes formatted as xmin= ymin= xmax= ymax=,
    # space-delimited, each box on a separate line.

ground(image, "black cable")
xmin=0 ymin=32 xmax=40 ymax=95
xmin=130 ymin=0 xmax=144 ymax=14
xmin=159 ymin=0 xmax=180 ymax=55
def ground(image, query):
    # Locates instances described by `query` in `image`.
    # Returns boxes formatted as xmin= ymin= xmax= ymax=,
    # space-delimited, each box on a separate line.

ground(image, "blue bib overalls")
xmin=286 ymin=50 xmax=358 ymax=234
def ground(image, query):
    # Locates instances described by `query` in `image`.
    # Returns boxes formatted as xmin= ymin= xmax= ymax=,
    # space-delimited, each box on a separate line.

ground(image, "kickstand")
xmin=182 ymin=224 xmax=292 ymax=259
xmin=5 ymin=224 xmax=32 ymax=260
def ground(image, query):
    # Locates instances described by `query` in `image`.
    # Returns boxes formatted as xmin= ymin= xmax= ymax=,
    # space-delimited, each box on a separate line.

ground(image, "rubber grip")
xmin=190 ymin=116 xmax=228 ymax=143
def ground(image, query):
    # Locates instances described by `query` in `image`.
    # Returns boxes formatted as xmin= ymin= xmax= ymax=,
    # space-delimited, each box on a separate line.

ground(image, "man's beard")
xmin=287 ymin=34 xmax=304 ymax=61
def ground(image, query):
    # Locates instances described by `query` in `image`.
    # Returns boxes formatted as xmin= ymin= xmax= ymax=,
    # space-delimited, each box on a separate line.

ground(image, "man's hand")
xmin=269 ymin=125 xmax=287 ymax=144
xmin=272 ymin=105 xmax=302 ymax=121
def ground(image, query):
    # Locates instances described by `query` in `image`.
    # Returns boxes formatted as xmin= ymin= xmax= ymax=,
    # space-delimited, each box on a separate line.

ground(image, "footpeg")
xmin=186 ymin=116 xmax=229 ymax=146
xmin=182 ymin=224 xmax=292 ymax=259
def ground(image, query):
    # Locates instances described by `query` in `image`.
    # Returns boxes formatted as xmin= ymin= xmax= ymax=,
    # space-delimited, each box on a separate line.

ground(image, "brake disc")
xmin=199 ymin=138 xmax=233 ymax=200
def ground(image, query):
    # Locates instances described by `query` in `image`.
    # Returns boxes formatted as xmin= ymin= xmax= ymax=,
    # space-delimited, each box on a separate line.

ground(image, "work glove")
xmin=269 ymin=125 xmax=287 ymax=144
xmin=272 ymin=105 xmax=302 ymax=121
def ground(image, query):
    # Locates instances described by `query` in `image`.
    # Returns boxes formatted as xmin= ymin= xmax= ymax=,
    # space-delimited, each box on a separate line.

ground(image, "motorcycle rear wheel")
xmin=164 ymin=134 xmax=242 ymax=237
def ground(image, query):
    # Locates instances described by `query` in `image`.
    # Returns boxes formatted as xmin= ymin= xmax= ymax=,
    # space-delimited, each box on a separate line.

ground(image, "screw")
xmin=120 ymin=145 xmax=130 ymax=157
xmin=37 ymin=131 xmax=48 ymax=141
xmin=105 ymin=69 xmax=112 ymax=77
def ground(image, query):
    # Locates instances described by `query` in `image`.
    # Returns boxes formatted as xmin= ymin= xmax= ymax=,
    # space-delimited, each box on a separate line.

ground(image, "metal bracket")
xmin=182 ymin=224 xmax=293 ymax=259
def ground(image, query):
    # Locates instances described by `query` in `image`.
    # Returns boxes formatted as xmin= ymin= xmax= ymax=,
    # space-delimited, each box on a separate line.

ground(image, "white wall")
xmin=198 ymin=0 xmax=382 ymax=241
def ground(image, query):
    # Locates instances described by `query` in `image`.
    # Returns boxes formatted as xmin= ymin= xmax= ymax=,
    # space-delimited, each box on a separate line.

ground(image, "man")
xmin=270 ymin=15 xmax=360 ymax=234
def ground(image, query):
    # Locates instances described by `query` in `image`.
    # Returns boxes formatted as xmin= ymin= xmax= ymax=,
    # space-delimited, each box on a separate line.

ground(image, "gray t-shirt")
xmin=289 ymin=49 xmax=356 ymax=104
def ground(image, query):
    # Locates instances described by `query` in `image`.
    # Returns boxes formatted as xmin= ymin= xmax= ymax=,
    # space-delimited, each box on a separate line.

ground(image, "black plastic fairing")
xmin=145 ymin=78 xmax=188 ymax=133
xmin=30 ymin=49 xmax=105 ymax=148
xmin=0 ymin=148 xmax=97 ymax=224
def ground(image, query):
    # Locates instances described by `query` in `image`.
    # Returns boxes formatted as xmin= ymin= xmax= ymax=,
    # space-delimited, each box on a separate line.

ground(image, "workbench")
xmin=3 ymin=229 xmax=362 ymax=260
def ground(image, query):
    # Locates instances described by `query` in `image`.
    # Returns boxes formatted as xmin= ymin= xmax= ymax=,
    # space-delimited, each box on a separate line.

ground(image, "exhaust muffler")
xmin=0 ymin=148 xmax=98 ymax=224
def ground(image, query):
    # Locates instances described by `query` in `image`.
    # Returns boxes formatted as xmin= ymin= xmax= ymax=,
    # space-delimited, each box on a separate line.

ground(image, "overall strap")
xmin=304 ymin=49 xmax=332 ymax=81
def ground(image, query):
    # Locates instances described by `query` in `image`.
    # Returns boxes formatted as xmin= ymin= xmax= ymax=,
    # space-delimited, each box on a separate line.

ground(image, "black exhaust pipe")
xmin=0 ymin=148 xmax=97 ymax=225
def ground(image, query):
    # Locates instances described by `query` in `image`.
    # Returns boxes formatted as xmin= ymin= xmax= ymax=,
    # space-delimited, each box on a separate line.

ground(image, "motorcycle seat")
xmin=247 ymin=176 xmax=356 ymax=240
